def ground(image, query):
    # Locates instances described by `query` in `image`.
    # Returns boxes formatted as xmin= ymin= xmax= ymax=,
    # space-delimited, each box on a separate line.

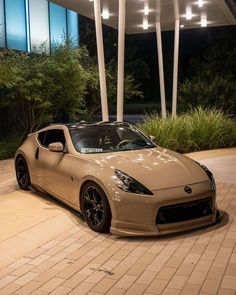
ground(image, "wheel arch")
xmin=15 ymin=150 xmax=30 ymax=165
xmin=15 ymin=151 xmax=28 ymax=168
xmin=15 ymin=151 xmax=32 ymax=174
xmin=15 ymin=152 xmax=31 ymax=190
xmin=78 ymin=177 xmax=115 ymax=219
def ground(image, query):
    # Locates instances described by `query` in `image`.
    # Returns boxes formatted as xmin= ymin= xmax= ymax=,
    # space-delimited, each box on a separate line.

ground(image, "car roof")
xmin=49 ymin=121 xmax=134 ymax=130
xmin=30 ymin=121 xmax=135 ymax=137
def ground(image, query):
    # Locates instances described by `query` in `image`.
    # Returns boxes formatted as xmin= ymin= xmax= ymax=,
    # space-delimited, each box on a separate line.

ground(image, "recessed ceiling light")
xmin=198 ymin=0 xmax=203 ymax=7
xmin=143 ymin=19 xmax=149 ymax=30
xmin=186 ymin=7 xmax=192 ymax=20
xmin=201 ymin=15 xmax=207 ymax=27
xmin=144 ymin=3 xmax=149 ymax=15
xmin=102 ymin=8 xmax=110 ymax=19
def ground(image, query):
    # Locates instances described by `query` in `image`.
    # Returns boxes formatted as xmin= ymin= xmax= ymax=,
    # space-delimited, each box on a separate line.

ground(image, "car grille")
xmin=156 ymin=197 xmax=213 ymax=224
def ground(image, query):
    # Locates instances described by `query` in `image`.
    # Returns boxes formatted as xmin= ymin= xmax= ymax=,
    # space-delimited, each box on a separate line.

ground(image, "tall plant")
xmin=138 ymin=107 xmax=236 ymax=153
xmin=82 ymin=58 xmax=143 ymax=118
xmin=0 ymin=40 xmax=89 ymax=135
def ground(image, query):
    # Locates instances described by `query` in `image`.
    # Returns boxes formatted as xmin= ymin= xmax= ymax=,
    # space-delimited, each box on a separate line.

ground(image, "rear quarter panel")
xmin=15 ymin=134 xmax=39 ymax=185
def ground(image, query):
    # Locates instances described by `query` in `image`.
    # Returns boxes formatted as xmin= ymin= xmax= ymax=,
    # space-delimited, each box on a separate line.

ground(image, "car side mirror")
xmin=48 ymin=142 xmax=64 ymax=153
xmin=149 ymin=135 xmax=156 ymax=143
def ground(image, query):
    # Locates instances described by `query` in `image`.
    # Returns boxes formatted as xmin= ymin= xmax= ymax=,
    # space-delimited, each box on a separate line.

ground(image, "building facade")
xmin=0 ymin=0 xmax=79 ymax=52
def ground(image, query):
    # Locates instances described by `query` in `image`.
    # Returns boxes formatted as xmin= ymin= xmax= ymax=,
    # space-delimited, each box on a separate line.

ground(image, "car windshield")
xmin=70 ymin=124 xmax=156 ymax=154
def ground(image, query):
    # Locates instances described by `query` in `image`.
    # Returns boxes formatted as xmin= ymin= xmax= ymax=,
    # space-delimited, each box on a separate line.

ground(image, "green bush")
xmin=178 ymin=30 xmax=236 ymax=115
xmin=138 ymin=107 xmax=236 ymax=153
xmin=0 ymin=41 xmax=89 ymax=135
xmin=0 ymin=41 xmax=143 ymax=131
xmin=0 ymin=134 xmax=23 ymax=160
xmin=179 ymin=76 xmax=236 ymax=115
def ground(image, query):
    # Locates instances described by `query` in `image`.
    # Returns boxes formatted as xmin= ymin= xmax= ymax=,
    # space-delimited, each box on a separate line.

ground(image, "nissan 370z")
xmin=15 ymin=122 xmax=219 ymax=236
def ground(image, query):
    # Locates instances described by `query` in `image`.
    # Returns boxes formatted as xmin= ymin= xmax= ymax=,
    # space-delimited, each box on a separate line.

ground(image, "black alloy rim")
xmin=17 ymin=159 xmax=28 ymax=187
xmin=83 ymin=186 xmax=104 ymax=226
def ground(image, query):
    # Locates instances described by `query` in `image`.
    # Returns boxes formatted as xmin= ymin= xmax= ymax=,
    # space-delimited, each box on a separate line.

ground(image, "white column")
xmin=116 ymin=0 xmax=126 ymax=122
xmin=93 ymin=0 xmax=109 ymax=122
xmin=156 ymin=22 xmax=166 ymax=118
xmin=172 ymin=18 xmax=180 ymax=117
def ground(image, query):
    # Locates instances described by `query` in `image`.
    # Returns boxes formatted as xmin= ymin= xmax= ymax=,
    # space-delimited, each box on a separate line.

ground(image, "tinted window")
xmin=38 ymin=129 xmax=66 ymax=148
xmin=70 ymin=125 xmax=155 ymax=154
xmin=38 ymin=131 xmax=47 ymax=146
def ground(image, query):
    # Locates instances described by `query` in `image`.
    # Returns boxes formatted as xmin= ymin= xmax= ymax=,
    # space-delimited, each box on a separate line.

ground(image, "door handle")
xmin=35 ymin=147 xmax=39 ymax=160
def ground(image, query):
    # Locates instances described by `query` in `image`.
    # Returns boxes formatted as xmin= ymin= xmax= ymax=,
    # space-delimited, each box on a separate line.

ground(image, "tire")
xmin=81 ymin=181 xmax=111 ymax=233
xmin=15 ymin=155 xmax=31 ymax=190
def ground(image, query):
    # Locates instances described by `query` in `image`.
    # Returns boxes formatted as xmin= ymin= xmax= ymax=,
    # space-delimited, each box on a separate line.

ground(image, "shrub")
xmin=0 ymin=133 xmax=23 ymax=160
xmin=0 ymin=42 xmax=89 ymax=135
xmin=179 ymin=76 xmax=236 ymax=115
xmin=178 ymin=29 xmax=236 ymax=115
xmin=138 ymin=107 xmax=236 ymax=153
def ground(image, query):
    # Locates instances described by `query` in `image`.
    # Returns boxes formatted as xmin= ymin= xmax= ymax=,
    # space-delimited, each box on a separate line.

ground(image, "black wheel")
xmin=15 ymin=156 xmax=31 ymax=190
xmin=81 ymin=181 xmax=111 ymax=233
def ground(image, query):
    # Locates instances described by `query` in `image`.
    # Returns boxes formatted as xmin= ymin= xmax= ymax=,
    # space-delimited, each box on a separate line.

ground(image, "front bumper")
xmin=109 ymin=181 xmax=218 ymax=236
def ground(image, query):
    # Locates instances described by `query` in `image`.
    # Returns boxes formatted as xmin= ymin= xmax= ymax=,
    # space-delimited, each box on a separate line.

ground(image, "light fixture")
xmin=144 ymin=2 xmax=149 ymax=15
xmin=198 ymin=0 xmax=203 ymax=7
xmin=143 ymin=18 xmax=149 ymax=30
xmin=180 ymin=24 xmax=184 ymax=28
xmin=102 ymin=8 xmax=110 ymax=19
xmin=186 ymin=7 xmax=192 ymax=20
xmin=89 ymin=0 xmax=93 ymax=2
xmin=201 ymin=15 xmax=207 ymax=27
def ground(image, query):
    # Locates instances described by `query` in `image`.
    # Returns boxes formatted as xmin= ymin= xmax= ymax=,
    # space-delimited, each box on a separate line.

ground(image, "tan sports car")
xmin=15 ymin=122 xmax=218 ymax=236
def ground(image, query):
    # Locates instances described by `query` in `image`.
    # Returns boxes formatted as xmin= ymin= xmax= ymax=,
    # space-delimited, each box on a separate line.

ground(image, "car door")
xmin=37 ymin=128 xmax=71 ymax=201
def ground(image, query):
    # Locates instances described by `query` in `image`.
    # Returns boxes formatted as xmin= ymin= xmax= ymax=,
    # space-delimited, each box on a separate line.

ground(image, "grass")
xmin=138 ymin=107 xmax=236 ymax=153
xmin=0 ymin=107 xmax=235 ymax=160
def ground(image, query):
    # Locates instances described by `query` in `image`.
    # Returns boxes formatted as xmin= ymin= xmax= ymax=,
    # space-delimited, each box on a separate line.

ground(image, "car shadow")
xmin=29 ymin=186 xmax=88 ymax=228
xmin=114 ymin=210 xmax=229 ymax=242
xmin=28 ymin=186 xmax=229 ymax=242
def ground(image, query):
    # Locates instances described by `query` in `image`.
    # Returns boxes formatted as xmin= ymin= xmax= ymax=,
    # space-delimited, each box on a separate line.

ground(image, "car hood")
xmin=86 ymin=147 xmax=208 ymax=190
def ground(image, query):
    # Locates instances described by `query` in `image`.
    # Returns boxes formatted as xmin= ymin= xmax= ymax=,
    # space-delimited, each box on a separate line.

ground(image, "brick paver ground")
xmin=0 ymin=158 xmax=236 ymax=294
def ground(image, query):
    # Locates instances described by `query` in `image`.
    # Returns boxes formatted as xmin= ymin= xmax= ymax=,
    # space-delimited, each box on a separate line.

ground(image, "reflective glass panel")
xmin=49 ymin=2 xmax=66 ymax=45
xmin=5 ymin=0 xmax=27 ymax=51
xmin=29 ymin=0 xmax=49 ymax=52
xmin=67 ymin=9 xmax=79 ymax=46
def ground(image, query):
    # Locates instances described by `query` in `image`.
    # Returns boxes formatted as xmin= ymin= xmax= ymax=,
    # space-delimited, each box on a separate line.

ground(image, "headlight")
xmin=115 ymin=169 xmax=153 ymax=195
xmin=198 ymin=163 xmax=216 ymax=191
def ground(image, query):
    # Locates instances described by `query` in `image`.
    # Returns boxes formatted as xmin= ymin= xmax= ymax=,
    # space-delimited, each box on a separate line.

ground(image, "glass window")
xmin=49 ymin=2 xmax=67 ymax=46
xmin=0 ymin=0 xmax=6 ymax=48
xmin=44 ymin=129 xmax=66 ymax=148
xmin=29 ymin=0 xmax=49 ymax=52
xmin=37 ymin=131 xmax=47 ymax=146
xmin=67 ymin=10 xmax=79 ymax=46
xmin=5 ymin=0 xmax=27 ymax=51
xmin=70 ymin=125 xmax=155 ymax=154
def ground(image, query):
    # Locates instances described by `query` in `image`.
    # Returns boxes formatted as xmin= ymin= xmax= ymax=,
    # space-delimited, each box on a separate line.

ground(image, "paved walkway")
xmin=0 ymin=148 xmax=235 ymax=295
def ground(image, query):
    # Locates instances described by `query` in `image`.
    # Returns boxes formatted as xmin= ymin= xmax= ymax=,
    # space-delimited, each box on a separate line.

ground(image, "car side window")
xmin=38 ymin=131 xmax=47 ymax=146
xmin=38 ymin=129 xmax=66 ymax=148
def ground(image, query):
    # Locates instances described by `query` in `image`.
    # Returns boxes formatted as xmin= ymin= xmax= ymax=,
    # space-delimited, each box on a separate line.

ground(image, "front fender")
xmin=77 ymin=174 xmax=117 ymax=220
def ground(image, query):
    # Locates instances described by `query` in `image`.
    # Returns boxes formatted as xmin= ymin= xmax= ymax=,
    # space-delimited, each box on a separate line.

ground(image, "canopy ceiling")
xmin=50 ymin=0 xmax=236 ymax=34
